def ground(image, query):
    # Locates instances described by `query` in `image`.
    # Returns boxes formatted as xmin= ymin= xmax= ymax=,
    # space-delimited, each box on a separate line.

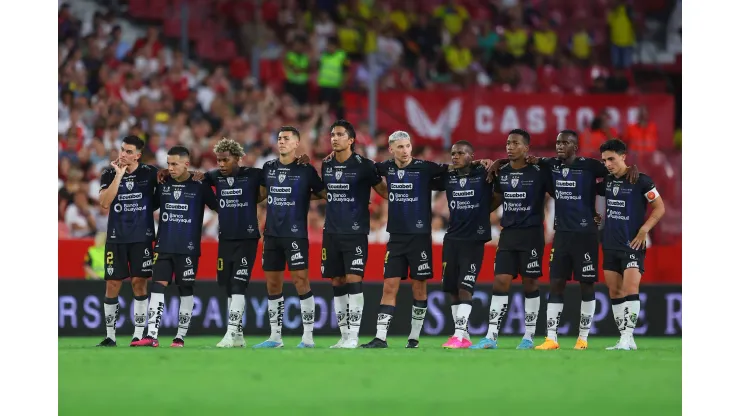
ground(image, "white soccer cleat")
xmin=606 ymin=335 xmax=632 ymax=351
xmin=329 ymin=337 xmax=347 ymax=349
xmin=340 ymin=338 xmax=359 ymax=349
xmin=216 ymin=333 xmax=244 ymax=348
xmin=629 ymin=336 xmax=638 ymax=350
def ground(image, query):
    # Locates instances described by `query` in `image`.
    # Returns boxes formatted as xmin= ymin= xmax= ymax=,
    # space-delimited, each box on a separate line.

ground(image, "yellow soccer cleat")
xmin=535 ymin=337 xmax=560 ymax=350
xmin=574 ymin=338 xmax=588 ymax=350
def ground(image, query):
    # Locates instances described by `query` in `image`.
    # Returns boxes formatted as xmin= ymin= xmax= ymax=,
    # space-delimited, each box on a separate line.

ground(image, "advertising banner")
xmin=59 ymin=281 xmax=682 ymax=338
xmin=344 ymin=91 xmax=675 ymax=149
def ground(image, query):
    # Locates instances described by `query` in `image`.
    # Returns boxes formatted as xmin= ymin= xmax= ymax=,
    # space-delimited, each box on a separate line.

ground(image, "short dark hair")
xmin=331 ymin=119 xmax=356 ymax=151
xmin=599 ymin=139 xmax=628 ymax=155
xmin=278 ymin=126 xmax=301 ymax=140
xmin=559 ymin=130 xmax=579 ymax=143
xmin=508 ymin=129 xmax=531 ymax=145
xmin=167 ymin=145 xmax=190 ymax=158
xmin=122 ymin=135 xmax=145 ymax=151
xmin=452 ymin=140 xmax=474 ymax=152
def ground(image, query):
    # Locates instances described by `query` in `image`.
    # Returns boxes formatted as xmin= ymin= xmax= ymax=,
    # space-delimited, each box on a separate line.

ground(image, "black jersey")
xmin=203 ymin=167 xmax=262 ymax=240
xmin=260 ymin=159 xmax=323 ymax=238
xmin=100 ymin=164 xmax=158 ymax=244
xmin=494 ymin=163 xmax=550 ymax=229
xmin=597 ymin=173 xmax=660 ymax=253
xmin=438 ymin=165 xmax=493 ymax=241
xmin=322 ymin=153 xmax=382 ymax=234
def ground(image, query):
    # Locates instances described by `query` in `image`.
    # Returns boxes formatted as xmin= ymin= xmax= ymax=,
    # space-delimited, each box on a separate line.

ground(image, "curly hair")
xmin=213 ymin=138 xmax=245 ymax=158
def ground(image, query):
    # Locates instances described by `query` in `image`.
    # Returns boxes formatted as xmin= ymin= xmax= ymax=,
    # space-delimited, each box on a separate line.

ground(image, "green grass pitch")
xmin=59 ymin=336 xmax=681 ymax=415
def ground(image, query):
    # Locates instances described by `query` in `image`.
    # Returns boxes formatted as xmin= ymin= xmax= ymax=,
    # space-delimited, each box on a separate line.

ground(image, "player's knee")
xmin=457 ymin=288 xmax=473 ymax=301
xmin=492 ymin=275 xmax=512 ymax=292
xmin=178 ymin=285 xmax=194 ymax=297
xmin=105 ymin=280 xmax=122 ymax=297
xmin=580 ymin=282 xmax=595 ymax=301
xmin=382 ymin=280 xmax=400 ymax=297
xmin=522 ymin=278 xmax=539 ymax=293
xmin=608 ymin=287 xmax=623 ymax=298
xmin=131 ymin=278 xmax=147 ymax=296
xmin=231 ymin=280 xmax=247 ymax=296
xmin=151 ymin=282 xmax=166 ymax=294
xmin=550 ymin=278 xmax=566 ymax=295
xmin=331 ymin=276 xmax=347 ymax=287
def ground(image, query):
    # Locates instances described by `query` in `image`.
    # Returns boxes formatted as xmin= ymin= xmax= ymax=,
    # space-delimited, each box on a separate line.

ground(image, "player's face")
xmin=390 ymin=139 xmax=412 ymax=164
xmin=450 ymin=144 xmax=473 ymax=169
xmin=601 ymin=150 xmax=626 ymax=174
xmin=555 ymin=134 xmax=577 ymax=160
xmin=506 ymin=135 xmax=528 ymax=161
xmin=277 ymin=131 xmax=299 ymax=156
xmin=330 ymin=126 xmax=353 ymax=152
xmin=216 ymin=152 xmax=239 ymax=176
xmin=167 ymin=155 xmax=190 ymax=178
xmin=119 ymin=143 xmax=141 ymax=167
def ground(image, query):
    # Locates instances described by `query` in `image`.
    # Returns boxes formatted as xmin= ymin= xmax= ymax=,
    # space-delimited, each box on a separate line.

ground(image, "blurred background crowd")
xmin=58 ymin=0 xmax=681 ymax=249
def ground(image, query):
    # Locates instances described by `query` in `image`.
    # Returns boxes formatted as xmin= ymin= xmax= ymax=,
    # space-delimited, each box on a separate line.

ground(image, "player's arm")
xmin=595 ymin=180 xmax=606 ymax=196
xmin=490 ymin=192 xmax=503 ymax=212
xmin=202 ymin=182 xmax=219 ymax=212
xmin=308 ymin=165 xmax=325 ymax=199
xmin=487 ymin=159 xmax=509 ymax=182
xmin=257 ymin=167 xmax=268 ymax=203
xmin=470 ymin=159 xmax=496 ymax=181
xmin=99 ymin=163 xmax=125 ymax=209
xmin=630 ymin=179 xmax=665 ymax=250
xmin=370 ymin=161 xmax=388 ymax=198
xmin=430 ymin=175 xmax=445 ymax=192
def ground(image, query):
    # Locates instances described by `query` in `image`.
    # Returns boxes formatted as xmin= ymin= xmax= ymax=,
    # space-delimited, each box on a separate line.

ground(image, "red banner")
xmin=344 ymin=91 xmax=675 ymax=150
xmin=59 ymin=239 xmax=682 ymax=284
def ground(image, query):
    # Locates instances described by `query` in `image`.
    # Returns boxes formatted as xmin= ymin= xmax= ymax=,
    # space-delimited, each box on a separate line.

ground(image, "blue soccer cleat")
xmin=252 ymin=339 xmax=284 ymax=349
xmin=296 ymin=341 xmax=315 ymax=348
xmin=469 ymin=337 xmax=498 ymax=349
xmin=517 ymin=339 xmax=534 ymax=350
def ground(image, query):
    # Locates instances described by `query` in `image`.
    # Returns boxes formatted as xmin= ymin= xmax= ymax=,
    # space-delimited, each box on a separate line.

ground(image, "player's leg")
xmin=169 ymin=255 xmax=198 ymax=347
xmin=573 ymin=235 xmax=599 ymax=349
xmin=471 ymin=249 xmax=516 ymax=349
xmin=216 ymin=241 xmax=234 ymax=346
xmin=254 ymin=237 xmax=286 ymax=348
xmin=98 ymin=243 xmax=129 ymax=346
xmin=406 ymin=236 xmax=433 ymax=348
xmin=322 ymin=235 xmax=349 ymax=347
xmin=441 ymin=239 xmax=460 ymax=344
xmin=132 ymin=253 xmax=171 ymax=347
xmin=446 ymin=241 xmax=484 ymax=348
xmin=537 ymin=235 xmax=570 ymax=350
xmin=343 ymin=235 xmax=369 ymax=348
xmin=602 ymin=250 xmax=629 ymax=350
xmin=128 ymin=243 xmax=154 ymax=343
xmin=223 ymin=241 xmax=257 ymax=348
xmin=287 ymin=238 xmax=314 ymax=348
xmin=361 ymin=242 xmax=405 ymax=348
xmin=622 ymin=253 xmax=644 ymax=350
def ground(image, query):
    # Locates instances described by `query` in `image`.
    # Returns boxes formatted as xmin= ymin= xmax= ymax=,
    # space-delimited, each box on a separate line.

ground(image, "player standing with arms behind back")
xmin=471 ymin=129 xmax=551 ymax=350
xmin=97 ymin=135 xmax=158 ymax=347
xmin=253 ymin=127 xmax=324 ymax=349
xmin=132 ymin=146 xmax=219 ymax=347
xmin=597 ymin=139 xmax=664 ymax=350
xmin=318 ymin=120 xmax=388 ymax=349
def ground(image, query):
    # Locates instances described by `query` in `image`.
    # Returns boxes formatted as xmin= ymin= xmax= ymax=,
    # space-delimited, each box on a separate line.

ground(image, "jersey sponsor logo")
xmin=226 ymin=177 xmax=235 ymax=187
xmin=463 ymin=274 xmax=476 ymax=283
xmin=526 ymin=260 xmax=539 ymax=270
xmin=236 ymin=269 xmax=249 ymax=276
xmin=554 ymin=190 xmax=581 ymax=200
xmin=607 ymin=199 xmax=626 ymax=208
xmin=182 ymin=269 xmax=195 ymax=277
xmin=327 ymin=183 xmax=350 ymax=190
xmin=351 ymin=258 xmax=364 ymax=266
xmin=160 ymin=212 xmax=192 ymax=223
xmin=390 ymin=183 xmax=413 ymax=190
xmin=292 ymin=241 xmax=300 ymax=250
xmin=555 ymin=180 xmax=576 ymax=188
xmin=164 ymin=203 xmax=189 ymax=211
xmin=606 ymin=209 xmax=629 ymax=221
xmin=220 ymin=199 xmax=248 ymax=208
xmin=582 ymin=264 xmax=595 ymax=273
xmin=418 ymin=262 xmax=431 ymax=271
xmin=355 ymin=246 xmax=363 ymax=255
xmin=290 ymin=252 xmax=303 ymax=262
xmin=504 ymin=192 xmax=527 ymax=199
xmin=459 ymin=178 xmax=467 ymax=187
xmin=420 ymin=251 xmax=428 ymax=260
xmin=626 ymin=261 xmax=639 ymax=269
xmin=645 ymin=188 xmax=660 ymax=202
xmin=221 ymin=189 xmax=242 ymax=196
xmin=452 ymin=190 xmax=474 ymax=198
xmin=584 ymin=252 xmax=591 ymax=262
xmin=118 ymin=193 xmax=143 ymax=201
xmin=387 ymin=192 xmax=418 ymax=203
xmin=502 ymin=201 xmax=531 ymax=212
xmin=270 ymin=186 xmax=292 ymax=194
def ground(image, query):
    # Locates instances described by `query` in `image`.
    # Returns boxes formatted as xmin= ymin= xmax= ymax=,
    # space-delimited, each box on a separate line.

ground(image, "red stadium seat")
xmin=229 ymin=57 xmax=251 ymax=80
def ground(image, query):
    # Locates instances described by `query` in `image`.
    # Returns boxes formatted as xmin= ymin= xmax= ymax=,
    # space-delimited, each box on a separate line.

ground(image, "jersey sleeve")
xmin=430 ymin=174 xmax=446 ymax=191
xmin=493 ymin=174 xmax=503 ymax=194
xmin=537 ymin=157 xmax=557 ymax=169
xmin=259 ymin=167 xmax=267 ymax=187
xmin=596 ymin=180 xmax=606 ymax=196
xmin=203 ymin=169 xmax=219 ymax=187
xmin=587 ymin=158 xmax=609 ymax=178
xmin=252 ymin=168 xmax=263 ymax=200
xmin=99 ymin=168 xmax=115 ymax=191
xmin=639 ymin=175 xmax=660 ymax=203
xmin=367 ymin=160 xmax=382 ymax=186
xmin=375 ymin=161 xmax=388 ymax=177
xmin=426 ymin=161 xmax=449 ymax=176
xmin=202 ymin=181 xmax=219 ymax=211
xmin=308 ymin=165 xmax=324 ymax=194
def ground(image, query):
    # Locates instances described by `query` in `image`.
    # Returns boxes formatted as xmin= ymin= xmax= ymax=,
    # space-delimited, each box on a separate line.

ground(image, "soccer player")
xmin=524 ymin=130 xmax=638 ymax=350
xmin=361 ymin=131 xmax=493 ymax=349
xmin=96 ymin=135 xmax=158 ymax=347
xmin=316 ymin=120 xmax=388 ymax=349
xmin=596 ymin=139 xmax=664 ymax=350
xmin=435 ymin=141 xmax=494 ymax=349
xmin=253 ymin=126 xmax=324 ymax=349
xmin=471 ymin=129 xmax=550 ymax=350
xmin=132 ymin=146 xmax=219 ymax=347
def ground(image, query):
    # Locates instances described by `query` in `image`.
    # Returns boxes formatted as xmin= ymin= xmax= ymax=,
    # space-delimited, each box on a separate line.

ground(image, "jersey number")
xmin=217 ymin=258 xmax=224 ymax=271
xmin=549 ymin=248 xmax=554 ymax=262
xmin=321 ymin=249 xmax=327 ymax=261
xmin=153 ymin=253 xmax=159 ymax=264
xmin=384 ymin=251 xmax=390 ymax=264
xmin=106 ymin=251 xmax=114 ymax=265
xmin=442 ymin=262 xmax=447 ymax=276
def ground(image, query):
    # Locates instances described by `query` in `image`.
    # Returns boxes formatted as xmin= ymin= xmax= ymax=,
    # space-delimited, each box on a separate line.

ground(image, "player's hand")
xmin=525 ymin=155 xmax=541 ymax=165
xmin=296 ymin=154 xmax=311 ymax=165
xmin=323 ymin=151 xmax=335 ymax=162
xmin=594 ymin=213 xmax=603 ymax=226
xmin=191 ymin=171 xmax=205 ymax=181
xmin=157 ymin=169 xmax=170 ymax=184
xmin=626 ymin=165 xmax=639 ymax=184
xmin=629 ymin=227 xmax=649 ymax=250
xmin=111 ymin=160 xmax=126 ymax=177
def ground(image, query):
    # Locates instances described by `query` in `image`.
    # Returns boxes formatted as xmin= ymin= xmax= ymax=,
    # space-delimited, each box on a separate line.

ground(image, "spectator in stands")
xmin=607 ymin=0 xmax=636 ymax=68
xmin=284 ymin=36 xmax=310 ymax=105
xmin=580 ymin=111 xmax=619 ymax=155
xmin=477 ymin=20 xmax=500 ymax=63
xmin=606 ymin=68 xmax=630 ymax=93
xmin=445 ymin=35 xmax=473 ymax=86
xmin=503 ymin=17 xmax=529 ymax=64
xmin=314 ymin=10 xmax=337 ymax=54
xmin=389 ymin=0 xmax=415 ymax=34
xmin=568 ymin=17 xmax=593 ymax=66
xmin=403 ymin=14 xmax=441 ymax=68
xmin=83 ymin=232 xmax=107 ymax=280
xmin=625 ymin=105 xmax=658 ymax=153
xmin=488 ymin=39 xmax=518 ymax=86
xmin=531 ymin=19 xmax=558 ymax=66
xmin=317 ymin=37 xmax=348 ymax=119
xmin=434 ymin=0 xmax=470 ymax=37
xmin=337 ymin=17 xmax=363 ymax=61
xmin=65 ymin=190 xmax=97 ymax=239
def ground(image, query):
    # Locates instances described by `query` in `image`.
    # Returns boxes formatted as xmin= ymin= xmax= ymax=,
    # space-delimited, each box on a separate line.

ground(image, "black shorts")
xmin=383 ymin=234 xmax=433 ymax=281
xmin=603 ymin=249 xmax=645 ymax=275
xmin=104 ymin=242 xmax=154 ymax=280
xmin=262 ymin=236 xmax=309 ymax=272
xmin=494 ymin=227 xmax=544 ymax=279
xmin=152 ymin=253 xmax=199 ymax=287
xmin=321 ymin=233 xmax=369 ymax=278
xmin=549 ymin=231 xmax=600 ymax=282
xmin=217 ymin=239 xmax=259 ymax=286
xmin=442 ymin=237 xmax=486 ymax=293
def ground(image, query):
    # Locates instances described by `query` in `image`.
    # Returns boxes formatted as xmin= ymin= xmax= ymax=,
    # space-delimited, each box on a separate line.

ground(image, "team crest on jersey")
xmin=398 ymin=170 xmax=405 ymax=180
xmin=511 ymin=177 xmax=519 ymax=188
xmin=613 ymin=186 xmax=620 ymax=196
xmin=227 ymin=177 xmax=234 ymax=187
xmin=278 ymin=174 xmax=286 ymax=183
xmin=125 ymin=181 xmax=134 ymax=191
xmin=173 ymin=190 xmax=182 ymax=200
xmin=562 ymin=168 xmax=569 ymax=177
xmin=335 ymin=171 xmax=342 ymax=180
xmin=459 ymin=178 xmax=467 ymax=187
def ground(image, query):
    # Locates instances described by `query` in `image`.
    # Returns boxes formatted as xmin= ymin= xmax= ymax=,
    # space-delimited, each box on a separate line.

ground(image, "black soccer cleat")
xmin=360 ymin=338 xmax=388 ymax=348
xmin=406 ymin=339 xmax=420 ymax=349
xmin=96 ymin=338 xmax=117 ymax=347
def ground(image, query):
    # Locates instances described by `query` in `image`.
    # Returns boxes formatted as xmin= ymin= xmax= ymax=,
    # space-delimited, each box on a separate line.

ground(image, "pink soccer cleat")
xmin=170 ymin=338 xmax=185 ymax=348
xmin=443 ymin=336 xmax=471 ymax=349
xmin=130 ymin=336 xmax=159 ymax=347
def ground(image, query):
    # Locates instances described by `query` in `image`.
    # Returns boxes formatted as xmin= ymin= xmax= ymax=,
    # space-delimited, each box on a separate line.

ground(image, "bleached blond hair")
xmin=388 ymin=130 xmax=411 ymax=145
xmin=213 ymin=138 xmax=245 ymax=158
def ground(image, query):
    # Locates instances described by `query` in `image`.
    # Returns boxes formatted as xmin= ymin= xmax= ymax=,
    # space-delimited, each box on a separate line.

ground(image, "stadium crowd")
xmin=59 ymin=0 xmax=677 ymax=244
